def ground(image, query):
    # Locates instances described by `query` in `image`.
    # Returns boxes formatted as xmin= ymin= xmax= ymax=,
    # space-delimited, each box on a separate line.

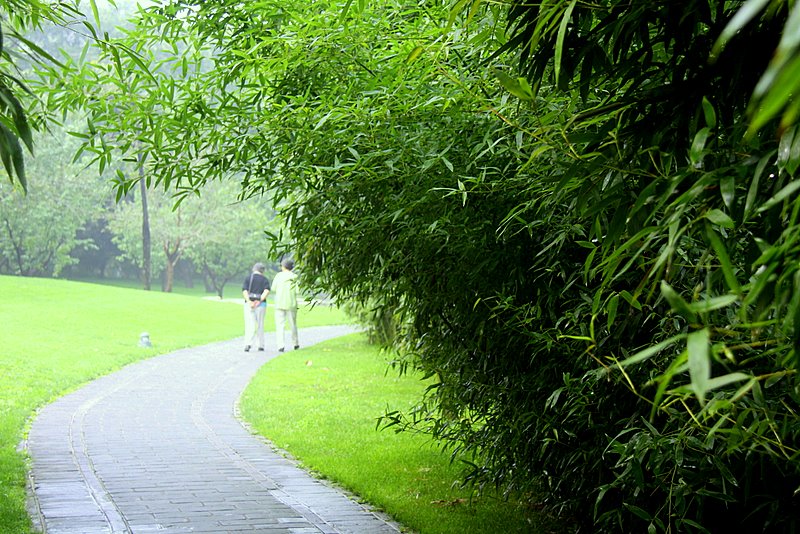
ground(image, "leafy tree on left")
xmin=0 ymin=0 xmax=91 ymax=191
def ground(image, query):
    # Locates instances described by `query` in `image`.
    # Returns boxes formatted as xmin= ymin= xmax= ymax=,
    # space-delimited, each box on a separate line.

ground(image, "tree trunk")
xmin=162 ymin=239 xmax=181 ymax=292
xmin=4 ymin=218 xmax=25 ymax=275
xmin=203 ymin=271 xmax=214 ymax=292
xmin=203 ymin=263 xmax=224 ymax=298
xmin=138 ymin=157 xmax=151 ymax=291
xmin=163 ymin=261 xmax=174 ymax=292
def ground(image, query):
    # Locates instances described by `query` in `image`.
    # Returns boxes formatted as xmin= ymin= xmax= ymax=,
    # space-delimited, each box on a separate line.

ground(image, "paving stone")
xmin=27 ymin=326 xmax=402 ymax=533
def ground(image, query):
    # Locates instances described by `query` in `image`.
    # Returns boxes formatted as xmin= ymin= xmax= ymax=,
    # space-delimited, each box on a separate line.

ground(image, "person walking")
xmin=272 ymin=258 xmax=299 ymax=352
xmin=242 ymin=262 xmax=270 ymax=352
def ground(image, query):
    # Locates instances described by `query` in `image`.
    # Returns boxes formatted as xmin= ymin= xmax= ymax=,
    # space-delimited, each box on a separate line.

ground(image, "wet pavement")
xmin=26 ymin=326 xmax=401 ymax=534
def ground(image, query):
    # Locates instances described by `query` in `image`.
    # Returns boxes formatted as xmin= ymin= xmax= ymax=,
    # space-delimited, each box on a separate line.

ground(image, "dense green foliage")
xmin=21 ymin=0 xmax=800 ymax=531
xmin=480 ymin=1 xmax=800 ymax=530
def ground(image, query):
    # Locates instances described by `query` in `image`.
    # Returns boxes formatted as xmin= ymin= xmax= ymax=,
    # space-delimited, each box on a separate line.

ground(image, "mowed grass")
xmin=240 ymin=334 xmax=548 ymax=534
xmin=0 ymin=274 xmax=347 ymax=533
xmin=66 ymin=275 xmax=245 ymax=299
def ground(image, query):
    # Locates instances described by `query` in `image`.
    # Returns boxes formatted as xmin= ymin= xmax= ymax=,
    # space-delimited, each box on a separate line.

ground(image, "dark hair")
xmin=253 ymin=262 xmax=266 ymax=273
xmin=281 ymin=258 xmax=294 ymax=270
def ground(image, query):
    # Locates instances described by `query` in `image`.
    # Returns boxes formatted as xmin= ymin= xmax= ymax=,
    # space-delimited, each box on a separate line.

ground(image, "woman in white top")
xmin=271 ymin=258 xmax=299 ymax=352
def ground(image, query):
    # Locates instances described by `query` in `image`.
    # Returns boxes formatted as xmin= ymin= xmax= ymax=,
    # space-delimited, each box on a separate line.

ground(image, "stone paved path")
xmin=26 ymin=325 xmax=401 ymax=534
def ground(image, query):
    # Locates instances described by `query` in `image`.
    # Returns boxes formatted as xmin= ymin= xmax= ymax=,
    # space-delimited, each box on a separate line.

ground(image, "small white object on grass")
xmin=139 ymin=332 xmax=152 ymax=348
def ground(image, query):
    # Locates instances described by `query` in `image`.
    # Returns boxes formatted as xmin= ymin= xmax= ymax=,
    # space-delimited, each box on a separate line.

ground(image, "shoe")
xmin=294 ymin=345 xmax=300 ymax=350
xmin=244 ymin=346 xmax=251 ymax=352
xmin=278 ymin=348 xmax=284 ymax=353
xmin=258 ymin=347 xmax=264 ymax=352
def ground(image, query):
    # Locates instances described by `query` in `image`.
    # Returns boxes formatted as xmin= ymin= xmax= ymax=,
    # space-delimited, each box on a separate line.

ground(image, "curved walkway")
xmin=26 ymin=326 xmax=401 ymax=534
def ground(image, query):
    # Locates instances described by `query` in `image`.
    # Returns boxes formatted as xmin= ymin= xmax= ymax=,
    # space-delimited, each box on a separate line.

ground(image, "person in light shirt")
xmin=272 ymin=258 xmax=299 ymax=352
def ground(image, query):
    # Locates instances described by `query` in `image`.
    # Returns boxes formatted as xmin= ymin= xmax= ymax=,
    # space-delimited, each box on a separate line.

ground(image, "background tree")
xmin=108 ymin=179 xmax=274 ymax=294
xmin=183 ymin=181 xmax=278 ymax=298
xmin=109 ymin=184 xmax=196 ymax=292
xmin=138 ymin=156 xmax=151 ymax=289
xmin=0 ymin=121 xmax=107 ymax=275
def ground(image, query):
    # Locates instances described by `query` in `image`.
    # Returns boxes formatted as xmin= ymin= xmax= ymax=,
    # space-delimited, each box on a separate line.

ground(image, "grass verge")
xmin=0 ymin=274 xmax=347 ymax=533
xmin=240 ymin=334 xmax=551 ymax=533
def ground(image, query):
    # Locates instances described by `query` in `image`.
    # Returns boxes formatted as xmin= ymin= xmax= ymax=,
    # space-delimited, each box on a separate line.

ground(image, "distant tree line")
xmin=0 ymin=132 xmax=278 ymax=296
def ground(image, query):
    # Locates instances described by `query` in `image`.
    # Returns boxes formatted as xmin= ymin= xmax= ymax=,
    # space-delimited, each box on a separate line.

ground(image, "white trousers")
xmin=244 ymin=302 xmax=266 ymax=349
xmin=274 ymin=308 xmax=298 ymax=350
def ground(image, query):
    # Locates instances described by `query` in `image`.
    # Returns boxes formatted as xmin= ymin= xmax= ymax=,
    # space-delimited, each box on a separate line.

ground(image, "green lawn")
xmin=0 ymin=274 xmax=346 ymax=533
xmin=240 ymin=334 xmax=551 ymax=534
xmin=66 ymin=275 xmax=277 ymax=299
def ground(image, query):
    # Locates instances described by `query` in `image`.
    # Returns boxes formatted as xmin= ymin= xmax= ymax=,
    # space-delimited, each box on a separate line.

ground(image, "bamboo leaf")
xmin=757 ymin=178 xmax=800 ymax=212
xmin=493 ymin=68 xmax=534 ymax=101
xmin=661 ymin=281 xmax=698 ymax=323
xmin=705 ymin=223 xmax=742 ymax=294
xmin=720 ymin=175 xmax=735 ymax=210
xmin=704 ymin=208 xmax=734 ymax=228
xmin=744 ymin=152 xmax=771 ymax=219
xmin=778 ymin=125 xmax=796 ymax=172
xmin=11 ymin=31 xmax=63 ymax=68
xmin=405 ymin=46 xmax=424 ymax=64
xmin=442 ymin=156 xmax=453 ymax=172
xmin=467 ymin=0 xmax=484 ymax=24
xmin=89 ymin=0 xmax=102 ymax=31
xmin=702 ymin=96 xmax=717 ymax=129
xmin=731 ymin=377 xmax=757 ymax=402
xmin=650 ymin=350 xmax=688 ymax=420
xmin=778 ymin=1 xmax=800 ymax=52
xmin=339 ymin=0 xmax=355 ymax=24
xmin=688 ymin=329 xmax=711 ymax=405
xmin=787 ymin=125 xmax=800 ymax=176
xmin=117 ymin=43 xmax=158 ymax=84
xmin=690 ymin=127 xmax=711 ymax=165
xmin=750 ymin=53 xmax=800 ymax=135
xmin=554 ymin=0 xmax=577 ymax=87
xmin=711 ymin=0 xmax=771 ymax=59
xmin=617 ymin=333 xmax=687 ymax=367
xmin=448 ymin=0 xmax=471 ymax=29
xmin=2 ymin=88 xmax=34 ymax=152
xmin=619 ymin=290 xmax=642 ymax=311
xmin=607 ymin=293 xmax=619 ymax=330
xmin=687 ymin=294 xmax=739 ymax=314
xmin=314 ymin=111 xmax=334 ymax=131
xmin=704 ymin=372 xmax=751 ymax=392
xmin=743 ymin=263 xmax=778 ymax=308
